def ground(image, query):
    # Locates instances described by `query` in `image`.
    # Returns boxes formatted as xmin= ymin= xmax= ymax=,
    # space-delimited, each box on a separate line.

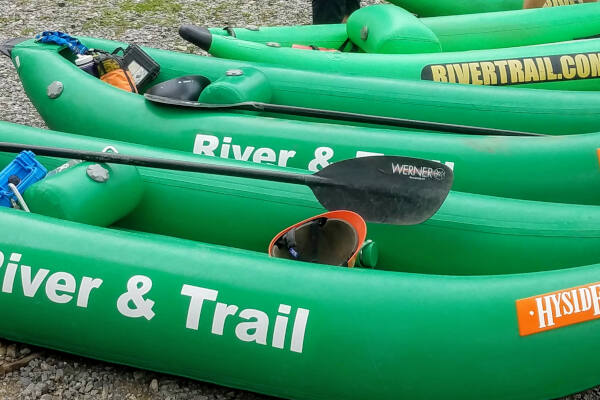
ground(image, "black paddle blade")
xmin=311 ymin=156 xmax=453 ymax=225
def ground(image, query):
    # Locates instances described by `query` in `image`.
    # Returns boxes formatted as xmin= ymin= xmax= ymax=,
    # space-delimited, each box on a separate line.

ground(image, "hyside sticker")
xmin=421 ymin=52 xmax=600 ymax=86
xmin=516 ymin=282 xmax=600 ymax=336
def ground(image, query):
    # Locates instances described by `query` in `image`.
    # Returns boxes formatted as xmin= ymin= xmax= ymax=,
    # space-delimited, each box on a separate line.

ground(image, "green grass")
xmin=19 ymin=27 xmax=35 ymax=36
xmin=120 ymin=0 xmax=182 ymax=14
xmin=82 ymin=0 xmax=186 ymax=34
xmin=82 ymin=7 xmax=138 ymax=35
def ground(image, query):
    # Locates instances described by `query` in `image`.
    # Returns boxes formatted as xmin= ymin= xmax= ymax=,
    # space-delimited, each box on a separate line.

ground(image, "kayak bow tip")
xmin=179 ymin=25 xmax=212 ymax=51
xmin=0 ymin=37 xmax=28 ymax=58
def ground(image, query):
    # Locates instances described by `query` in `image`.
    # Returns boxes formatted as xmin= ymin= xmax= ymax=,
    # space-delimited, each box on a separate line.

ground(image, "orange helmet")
xmin=268 ymin=210 xmax=367 ymax=267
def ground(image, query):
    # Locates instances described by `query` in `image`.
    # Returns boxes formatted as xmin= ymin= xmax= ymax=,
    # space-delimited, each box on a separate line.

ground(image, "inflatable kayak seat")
xmin=145 ymin=75 xmax=211 ymax=101
xmin=147 ymin=70 xmax=272 ymax=105
xmin=346 ymin=5 xmax=442 ymax=54
xmin=24 ymin=161 xmax=144 ymax=227
xmin=198 ymin=67 xmax=272 ymax=104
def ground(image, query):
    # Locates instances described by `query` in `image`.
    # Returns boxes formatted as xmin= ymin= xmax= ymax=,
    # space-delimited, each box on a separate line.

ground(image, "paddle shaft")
xmin=0 ymin=142 xmax=329 ymax=187
xmin=0 ymin=142 xmax=453 ymax=225
xmin=144 ymin=94 xmax=545 ymax=137
xmin=247 ymin=102 xmax=544 ymax=137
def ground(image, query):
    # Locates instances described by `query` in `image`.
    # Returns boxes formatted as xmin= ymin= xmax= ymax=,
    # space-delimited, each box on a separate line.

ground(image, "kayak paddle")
xmin=0 ymin=143 xmax=453 ymax=225
xmin=144 ymin=82 xmax=544 ymax=137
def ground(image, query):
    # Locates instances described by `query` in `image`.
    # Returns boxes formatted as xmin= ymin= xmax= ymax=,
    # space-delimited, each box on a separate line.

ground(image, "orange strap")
xmin=100 ymin=69 xmax=138 ymax=93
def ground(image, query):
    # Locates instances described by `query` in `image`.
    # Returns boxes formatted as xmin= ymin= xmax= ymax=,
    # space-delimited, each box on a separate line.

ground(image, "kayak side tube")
xmin=2 ymin=208 xmax=600 ymax=399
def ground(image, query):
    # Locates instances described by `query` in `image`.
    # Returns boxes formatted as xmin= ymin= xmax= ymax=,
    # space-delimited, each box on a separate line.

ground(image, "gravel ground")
xmin=0 ymin=0 xmax=598 ymax=399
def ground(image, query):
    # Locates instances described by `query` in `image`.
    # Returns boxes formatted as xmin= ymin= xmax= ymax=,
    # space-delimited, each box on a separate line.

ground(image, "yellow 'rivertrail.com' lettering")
xmin=421 ymin=52 xmax=600 ymax=86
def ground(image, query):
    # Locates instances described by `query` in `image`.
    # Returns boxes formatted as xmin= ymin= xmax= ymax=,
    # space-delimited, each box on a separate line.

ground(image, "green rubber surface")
xmin=211 ymin=3 xmax=600 ymax=53
xmin=1 ymin=122 xmax=600 ymax=399
xmin=387 ymin=0 xmax=578 ymax=17
xmin=8 ymin=38 xmax=600 ymax=205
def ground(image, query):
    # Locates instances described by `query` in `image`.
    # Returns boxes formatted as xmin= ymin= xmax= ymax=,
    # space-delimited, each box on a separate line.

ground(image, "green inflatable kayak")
xmin=387 ymin=0 xmax=582 ymax=17
xmin=210 ymin=3 xmax=600 ymax=53
xmin=197 ymin=27 xmax=600 ymax=89
xmin=2 ymin=121 xmax=600 ymax=399
xmin=7 ymin=36 xmax=600 ymax=136
xmin=5 ymin=36 xmax=600 ymax=205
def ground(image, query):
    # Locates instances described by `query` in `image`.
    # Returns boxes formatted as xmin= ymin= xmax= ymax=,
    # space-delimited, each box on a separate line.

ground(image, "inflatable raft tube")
xmin=387 ymin=0 xmax=588 ymax=16
xmin=5 ymin=39 xmax=600 ymax=205
xmin=2 ymin=121 xmax=600 ymax=275
xmin=8 ymin=36 xmax=600 ymax=136
xmin=2 ymin=124 xmax=600 ymax=399
xmin=197 ymin=28 xmax=600 ymax=90
xmin=210 ymin=3 xmax=600 ymax=53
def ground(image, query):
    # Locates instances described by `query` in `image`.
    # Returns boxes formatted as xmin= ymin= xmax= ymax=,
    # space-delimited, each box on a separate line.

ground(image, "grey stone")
xmin=6 ymin=344 xmax=17 ymax=358
xmin=22 ymin=382 xmax=35 ymax=395
xmin=36 ymin=382 xmax=49 ymax=395
xmin=132 ymin=370 xmax=144 ymax=381
xmin=19 ymin=347 xmax=31 ymax=356
xmin=19 ymin=377 xmax=31 ymax=387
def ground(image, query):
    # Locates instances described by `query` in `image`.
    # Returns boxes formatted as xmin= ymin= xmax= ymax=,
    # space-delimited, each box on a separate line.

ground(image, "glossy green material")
xmin=8 ymin=37 xmax=600 ymax=205
xmin=2 ymin=121 xmax=600 ymax=275
xmin=2 ymin=122 xmax=600 ymax=399
xmin=11 ymin=37 xmax=600 ymax=135
xmin=24 ymin=162 xmax=143 ymax=227
xmin=212 ymin=3 xmax=600 ymax=53
xmin=388 ymin=0 xmax=533 ymax=16
xmin=346 ymin=6 xmax=442 ymax=54
xmin=199 ymin=67 xmax=272 ymax=104
xmin=205 ymin=33 xmax=600 ymax=89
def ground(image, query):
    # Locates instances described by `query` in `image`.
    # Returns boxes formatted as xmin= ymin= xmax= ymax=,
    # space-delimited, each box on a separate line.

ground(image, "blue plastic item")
xmin=35 ymin=31 xmax=88 ymax=55
xmin=0 ymin=151 xmax=47 ymax=208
